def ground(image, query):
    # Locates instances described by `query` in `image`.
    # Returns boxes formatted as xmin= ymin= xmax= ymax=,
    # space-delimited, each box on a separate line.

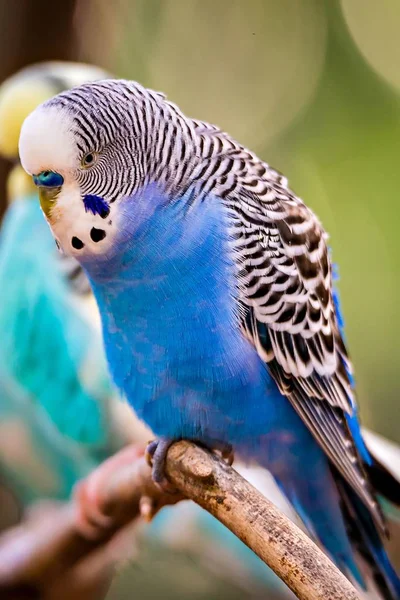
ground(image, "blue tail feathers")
xmin=274 ymin=458 xmax=365 ymax=589
xmin=271 ymin=446 xmax=400 ymax=599
xmin=334 ymin=468 xmax=400 ymax=599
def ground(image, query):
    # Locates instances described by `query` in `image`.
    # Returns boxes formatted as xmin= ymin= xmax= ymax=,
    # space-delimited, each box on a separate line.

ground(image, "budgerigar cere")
xmin=19 ymin=79 xmax=400 ymax=599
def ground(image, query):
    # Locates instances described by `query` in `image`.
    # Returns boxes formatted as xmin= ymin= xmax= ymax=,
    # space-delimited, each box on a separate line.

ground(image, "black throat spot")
xmin=90 ymin=227 xmax=107 ymax=243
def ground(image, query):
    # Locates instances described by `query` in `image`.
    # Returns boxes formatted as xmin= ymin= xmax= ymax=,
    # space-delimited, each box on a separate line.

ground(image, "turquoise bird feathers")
xmin=0 ymin=192 xmax=123 ymax=501
xmin=18 ymin=78 xmax=400 ymax=598
xmin=0 ymin=64 xmax=147 ymax=506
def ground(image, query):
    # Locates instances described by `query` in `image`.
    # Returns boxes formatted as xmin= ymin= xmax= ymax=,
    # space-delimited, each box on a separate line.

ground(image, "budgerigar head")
xmin=19 ymin=79 xmax=193 ymax=261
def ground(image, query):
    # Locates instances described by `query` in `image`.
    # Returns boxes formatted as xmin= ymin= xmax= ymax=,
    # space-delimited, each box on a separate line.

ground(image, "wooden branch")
xmin=0 ymin=441 xmax=360 ymax=600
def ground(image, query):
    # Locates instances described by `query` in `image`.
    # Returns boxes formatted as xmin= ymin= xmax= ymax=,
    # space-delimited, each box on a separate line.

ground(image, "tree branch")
xmin=0 ymin=441 xmax=360 ymax=600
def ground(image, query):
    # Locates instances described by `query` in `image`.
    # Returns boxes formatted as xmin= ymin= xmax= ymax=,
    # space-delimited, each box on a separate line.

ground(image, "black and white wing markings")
xmin=225 ymin=179 xmax=385 ymax=534
xmin=187 ymin=121 xmax=384 ymax=531
xmin=231 ymin=185 xmax=353 ymax=409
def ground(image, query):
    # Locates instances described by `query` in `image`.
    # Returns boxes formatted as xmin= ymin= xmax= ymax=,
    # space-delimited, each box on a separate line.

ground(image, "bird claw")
xmin=145 ymin=438 xmax=179 ymax=493
xmin=205 ymin=440 xmax=235 ymax=466
xmin=220 ymin=444 xmax=235 ymax=466
xmin=145 ymin=437 xmax=234 ymax=494
xmin=145 ymin=440 xmax=159 ymax=468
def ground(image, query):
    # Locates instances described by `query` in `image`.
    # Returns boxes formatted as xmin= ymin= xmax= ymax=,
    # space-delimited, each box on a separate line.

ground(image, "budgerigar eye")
xmin=81 ymin=152 xmax=97 ymax=168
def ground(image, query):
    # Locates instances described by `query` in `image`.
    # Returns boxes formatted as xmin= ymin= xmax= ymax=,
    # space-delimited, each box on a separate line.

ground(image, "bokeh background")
xmin=0 ymin=1 xmax=399 ymax=599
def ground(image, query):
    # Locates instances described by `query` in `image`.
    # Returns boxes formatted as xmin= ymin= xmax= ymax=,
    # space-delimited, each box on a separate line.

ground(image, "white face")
xmin=19 ymin=104 xmax=117 ymax=258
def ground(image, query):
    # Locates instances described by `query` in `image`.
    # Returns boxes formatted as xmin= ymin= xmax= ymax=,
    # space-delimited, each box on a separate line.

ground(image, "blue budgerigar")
xmin=19 ymin=80 xmax=400 ymax=598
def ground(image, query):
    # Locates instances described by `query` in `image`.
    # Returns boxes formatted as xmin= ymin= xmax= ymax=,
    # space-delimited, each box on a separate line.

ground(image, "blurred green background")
xmin=0 ymin=2 xmax=399 ymax=599
xmin=0 ymin=0 xmax=398 ymax=441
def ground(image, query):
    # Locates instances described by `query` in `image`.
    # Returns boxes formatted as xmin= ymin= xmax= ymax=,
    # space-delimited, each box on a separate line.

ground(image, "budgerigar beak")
xmin=33 ymin=171 xmax=64 ymax=219
xmin=37 ymin=186 xmax=62 ymax=219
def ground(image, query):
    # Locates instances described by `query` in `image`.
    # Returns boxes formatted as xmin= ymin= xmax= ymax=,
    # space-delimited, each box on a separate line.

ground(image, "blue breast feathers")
xmin=84 ymin=184 xmax=288 ymax=447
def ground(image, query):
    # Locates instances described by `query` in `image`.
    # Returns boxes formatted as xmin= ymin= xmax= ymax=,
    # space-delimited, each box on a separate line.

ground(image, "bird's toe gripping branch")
xmin=73 ymin=436 xmax=234 ymax=535
xmin=146 ymin=437 xmax=235 ymax=491
xmin=207 ymin=440 xmax=235 ymax=466
xmin=145 ymin=437 xmax=179 ymax=493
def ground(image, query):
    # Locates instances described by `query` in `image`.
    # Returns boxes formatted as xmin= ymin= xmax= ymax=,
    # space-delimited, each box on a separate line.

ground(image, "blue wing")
xmin=229 ymin=186 xmax=382 ymax=524
xmin=227 ymin=181 xmax=400 ymax=597
xmin=0 ymin=196 xmax=115 ymax=452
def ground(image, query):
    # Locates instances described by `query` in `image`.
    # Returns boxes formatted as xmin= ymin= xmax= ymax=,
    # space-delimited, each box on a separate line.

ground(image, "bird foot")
xmin=145 ymin=437 xmax=234 ymax=494
xmin=145 ymin=438 xmax=179 ymax=493
xmin=209 ymin=440 xmax=235 ymax=466
xmin=73 ymin=444 xmax=144 ymax=540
